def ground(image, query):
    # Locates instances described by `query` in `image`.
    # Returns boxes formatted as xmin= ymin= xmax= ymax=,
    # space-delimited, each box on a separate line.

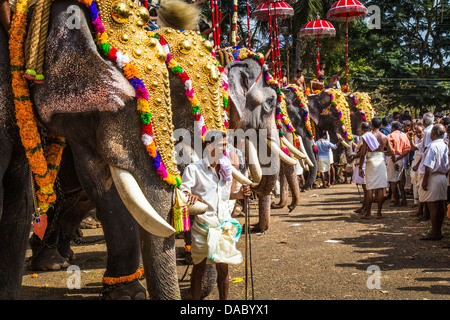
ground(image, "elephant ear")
xmin=32 ymin=2 xmax=135 ymax=124
xmin=225 ymin=60 xmax=251 ymax=120
xmin=308 ymin=92 xmax=331 ymax=125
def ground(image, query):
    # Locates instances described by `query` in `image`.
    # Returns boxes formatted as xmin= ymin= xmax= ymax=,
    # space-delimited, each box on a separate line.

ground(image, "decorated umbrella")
xmin=253 ymin=1 xmax=294 ymax=80
xmin=299 ymin=15 xmax=336 ymax=77
xmin=252 ymin=0 xmax=298 ymax=6
xmin=326 ymin=0 xmax=368 ymax=90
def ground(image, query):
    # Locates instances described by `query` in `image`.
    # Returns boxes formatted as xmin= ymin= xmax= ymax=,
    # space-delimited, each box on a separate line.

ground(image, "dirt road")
xmin=20 ymin=183 xmax=450 ymax=300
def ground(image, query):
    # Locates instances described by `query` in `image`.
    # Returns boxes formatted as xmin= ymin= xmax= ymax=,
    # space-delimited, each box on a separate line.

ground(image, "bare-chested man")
xmin=318 ymin=62 xmax=326 ymax=77
xmin=327 ymin=67 xmax=344 ymax=89
xmin=291 ymin=68 xmax=306 ymax=91
xmin=358 ymin=118 xmax=395 ymax=219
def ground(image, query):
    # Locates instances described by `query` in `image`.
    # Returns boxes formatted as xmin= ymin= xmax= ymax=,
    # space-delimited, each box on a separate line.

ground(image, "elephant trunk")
xmin=299 ymin=136 xmax=317 ymax=190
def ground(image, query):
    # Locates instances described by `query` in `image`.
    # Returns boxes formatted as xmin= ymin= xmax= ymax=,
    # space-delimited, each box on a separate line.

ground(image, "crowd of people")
xmin=315 ymin=111 xmax=450 ymax=242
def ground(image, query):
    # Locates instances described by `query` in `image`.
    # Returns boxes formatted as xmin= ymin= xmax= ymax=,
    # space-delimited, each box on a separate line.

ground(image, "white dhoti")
xmin=353 ymin=163 xmax=365 ymax=185
xmin=410 ymin=169 xmax=420 ymax=204
xmin=365 ymin=151 xmax=388 ymax=190
xmin=418 ymin=173 xmax=448 ymax=203
xmin=386 ymin=157 xmax=402 ymax=183
xmin=318 ymin=157 xmax=331 ymax=173
xmin=191 ymin=219 xmax=243 ymax=265
xmin=295 ymin=159 xmax=304 ymax=175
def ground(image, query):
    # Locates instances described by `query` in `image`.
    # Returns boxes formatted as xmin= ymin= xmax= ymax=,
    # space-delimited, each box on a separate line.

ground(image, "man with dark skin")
xmin=387 ymin=121 xmax=411 ymax=206
xmin=359 ymin=117 xmax=396 ymax=219
xmin=318 ymin=62 xmax=326 ymax=77
xmin=292 ymin=68 xmax=306 ymax=91
xmin=418 ymin=124 xmax=449 ymax=240
xmin=181 ymin=131 xmax=251 ymax=300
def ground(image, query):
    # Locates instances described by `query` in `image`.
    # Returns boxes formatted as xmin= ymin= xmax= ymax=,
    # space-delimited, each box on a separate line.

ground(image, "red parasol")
xmin=327 ymin=0 xmax=368 ymax=90
xmin=253 ymin=1 xmax=294 ymax=81
xmin=253 ymin=1 xmax=295 ymax=21
xmin=252 ymin=0 xmax=297 ymax=6
xmin=299 ymin=16 xmax=336 ymax=76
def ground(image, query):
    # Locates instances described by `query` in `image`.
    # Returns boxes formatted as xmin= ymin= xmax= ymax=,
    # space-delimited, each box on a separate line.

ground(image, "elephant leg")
xmin=57 ymin=189 xmax=95 ymax=260
xmin=271 ymin=170 xmax=287 ymax=209
xmin=0 ymin=142 xmax=33 ymax=299
xmin=139 ymin=230 xmax=180 ymax=300
xmin=251 ymin=195 xmax=271 ymax=232
xmin=282 ymin=161 xmax=302 ymax=213
xmin=69 ymin=141 xmax=145 ymax=300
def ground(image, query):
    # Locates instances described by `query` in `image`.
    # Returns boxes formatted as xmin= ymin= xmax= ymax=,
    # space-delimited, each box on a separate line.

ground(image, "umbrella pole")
xmin=246 ymin=0 xmax=251 ymax=49
xmin=217 ymin=0 xmax=221 ymax=47
xmin=269 ymin=11 xmax=275 ymax=75
xmin=275 ymin=18 xmax=282 ymax=81
xmin=244 ymin=196 xmax=249 ymax=300
xmin=346 ymin=17 xmax=349 ymax=88
xmin=317 ymin=34 xmax=320 ymax=77
xmin=210 ymin=0 xmax=217 ymax=47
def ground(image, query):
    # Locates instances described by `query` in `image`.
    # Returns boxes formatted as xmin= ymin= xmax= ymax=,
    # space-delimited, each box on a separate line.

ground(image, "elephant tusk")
xmin=231 ymin=165 xmax=253 ymax=186
xmin=280 ymin=136 xmax=307 ymax=160
xmin=178 ymin=191 xmax=208 ymax=215
xmin=245 ymin=139 xmax=262 ymax=183
xmin=297 ymin=136 xmax=314 ymax=167
xmin=336 ymin=133 xmax=351 ymax=148
xmin=110 ymin=166 xmax=176 ymax=238
xmin=265 ymin=138 xmax=297 ymax=166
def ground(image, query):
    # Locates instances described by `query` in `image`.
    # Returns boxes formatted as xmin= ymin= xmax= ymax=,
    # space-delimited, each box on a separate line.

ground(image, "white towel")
xmin=362 ymin=132 xmax=380 ymax=152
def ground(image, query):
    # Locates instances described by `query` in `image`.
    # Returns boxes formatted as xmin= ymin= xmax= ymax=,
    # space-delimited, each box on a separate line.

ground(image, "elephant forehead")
xmin=33 ymin=59 xmax=136 ymax=123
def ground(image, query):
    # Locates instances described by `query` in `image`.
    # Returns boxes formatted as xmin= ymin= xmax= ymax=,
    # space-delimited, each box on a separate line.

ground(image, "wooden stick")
xmin=244 ymin=196 xmax=249 ymax=300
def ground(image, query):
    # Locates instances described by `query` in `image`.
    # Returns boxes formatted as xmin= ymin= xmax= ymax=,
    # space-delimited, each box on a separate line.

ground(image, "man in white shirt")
xmin=420 ymin=112 xmax=434 ymax=152
xmin=180 ymin=130 xmax=251 ymax=300
xmin=418 ymin=124 xmax=449 ymax=240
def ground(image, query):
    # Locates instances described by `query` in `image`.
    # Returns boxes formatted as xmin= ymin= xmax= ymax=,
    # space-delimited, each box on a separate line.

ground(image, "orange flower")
xmin=123 ymin=63 xmax=140 ymax=79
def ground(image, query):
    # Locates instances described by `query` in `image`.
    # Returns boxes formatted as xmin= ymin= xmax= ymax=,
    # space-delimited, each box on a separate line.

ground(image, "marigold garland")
xmin=102 ymin=268 xmax=145 ymax=286
xmin=324 ymin=88 xmax=354 ymax=141
xmin=348 ymin=93 xmax=367 ymax=122
xmin=284 ymin=85 xmax=314 ymax=140
xmin=9 ymin=0 xmax=66 ymax=214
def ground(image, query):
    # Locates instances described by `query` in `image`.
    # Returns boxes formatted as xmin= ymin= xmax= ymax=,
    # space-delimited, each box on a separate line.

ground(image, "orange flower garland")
xmin=9 ymin=0 xmax=65 ymax=214
xmin=102 ymin=268 xmax=145 ymax=286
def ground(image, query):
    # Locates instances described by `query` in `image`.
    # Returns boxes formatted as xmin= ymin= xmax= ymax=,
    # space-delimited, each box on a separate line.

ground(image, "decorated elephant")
xmin=308 ymin=89 xmax=356 ymax=165
xmin=1 ymin=0 xmax=251 ymax=299
xmin=1 ymin=0 xmax=292 ymax=299
xmin=222 ymin=47 xmax=302 ymax=232
xmin=271 ymin=85 xmax=317 ymax=211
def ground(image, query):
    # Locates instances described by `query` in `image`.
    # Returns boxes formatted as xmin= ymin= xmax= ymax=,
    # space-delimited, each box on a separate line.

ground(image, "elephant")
xmin=308 ymin=90 xmax=356 ymax=166
xmin=225 ymin=51 xmax=300 ymax=232
xmin=1 ymin=0 xmax=242 ymax=300
xmin=271 ymin=87 xmax=318 ymax=211
xmin=1 ymin=0 xmax=288 ymax=299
